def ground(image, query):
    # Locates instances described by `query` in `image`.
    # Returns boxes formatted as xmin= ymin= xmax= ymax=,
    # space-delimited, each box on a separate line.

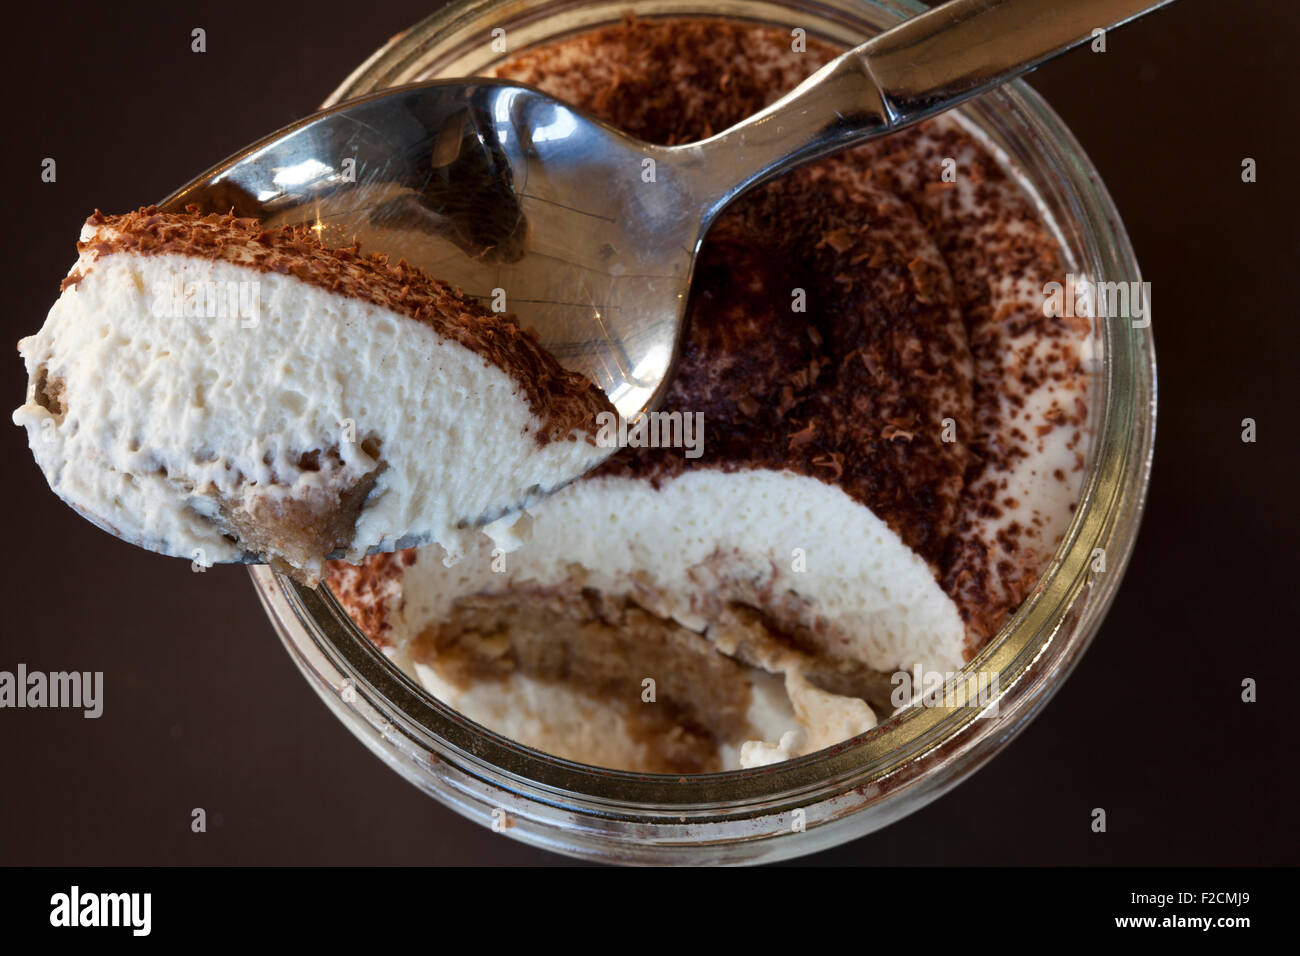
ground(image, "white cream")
xmin=13 ymin=232 xmax=609 ymax=578
xmin=391 ymin=470 xmax=967 ymax=670
xmin=372 ymin=468 xmax=966 ymax=767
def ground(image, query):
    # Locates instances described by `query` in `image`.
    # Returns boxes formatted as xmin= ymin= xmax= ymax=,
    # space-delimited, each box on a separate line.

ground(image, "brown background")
xmin=1 ymin=0 xmax=1295 ymax=865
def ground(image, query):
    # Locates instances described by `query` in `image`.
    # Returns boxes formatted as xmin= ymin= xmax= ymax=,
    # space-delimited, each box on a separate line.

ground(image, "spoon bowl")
xmin=161 ymin=81 xmax=702 ymax=419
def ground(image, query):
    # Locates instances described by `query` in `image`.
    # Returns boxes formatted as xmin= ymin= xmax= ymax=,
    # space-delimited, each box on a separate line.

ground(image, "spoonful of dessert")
xmin=14 ymin=0 xmax=1171 ymax=585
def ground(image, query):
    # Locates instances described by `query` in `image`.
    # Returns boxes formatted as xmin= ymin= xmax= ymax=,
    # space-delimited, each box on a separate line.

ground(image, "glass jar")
xmin=250 ymin=0 xmax=1156 ymax=864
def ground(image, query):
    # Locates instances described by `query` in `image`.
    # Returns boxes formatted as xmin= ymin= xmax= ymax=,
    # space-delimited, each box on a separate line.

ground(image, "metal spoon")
xmin=161 ymin=0 xmax=1170 ymax=420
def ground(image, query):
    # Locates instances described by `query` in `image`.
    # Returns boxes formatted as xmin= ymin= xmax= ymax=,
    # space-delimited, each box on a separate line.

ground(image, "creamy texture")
xmin=335 ymin=469 xmax=950 ymax=766
xmin=14 ymin=213 xmax=613 ymax=582
xmin=369 ymin=471 xmax=965 ymax=667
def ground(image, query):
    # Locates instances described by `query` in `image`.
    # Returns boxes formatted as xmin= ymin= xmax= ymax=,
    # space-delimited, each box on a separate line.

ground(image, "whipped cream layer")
xmin=361 ymin=471 xmax=965 ymax=669
xmin=333 ymin=469 xmax=958 ymax=767
xmin=14 ymin=210 xmax=613 ymax=581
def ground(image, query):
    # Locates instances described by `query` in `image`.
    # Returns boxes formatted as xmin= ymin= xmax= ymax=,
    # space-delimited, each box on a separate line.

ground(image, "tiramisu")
xmin=328 ymin=19 xmax=1095 ymax=772
xmin=14 ymin=208 xmax=614 ymax=583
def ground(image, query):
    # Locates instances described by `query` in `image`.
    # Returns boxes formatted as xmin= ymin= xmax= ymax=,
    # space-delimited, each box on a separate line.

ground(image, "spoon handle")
xmin=690 ymin=0 xmax=1174 ymax=219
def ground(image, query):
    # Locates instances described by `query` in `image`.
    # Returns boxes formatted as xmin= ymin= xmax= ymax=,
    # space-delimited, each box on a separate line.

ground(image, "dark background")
xmin=1 ymin=0 xmax=1294 ymax=866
